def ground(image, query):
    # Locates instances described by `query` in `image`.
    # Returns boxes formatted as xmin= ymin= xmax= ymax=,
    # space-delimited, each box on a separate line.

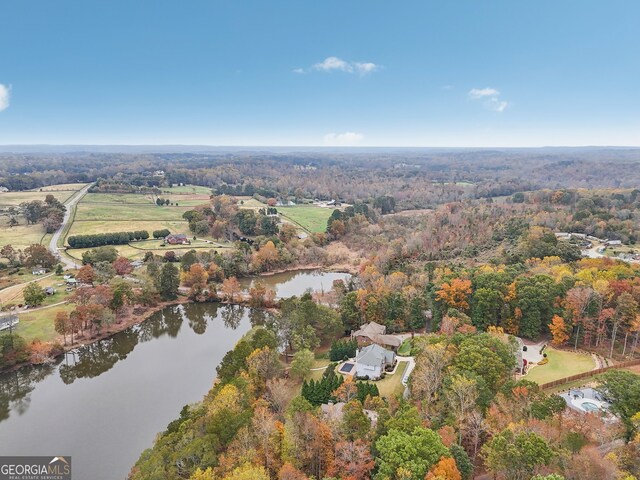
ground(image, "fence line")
xmin=540 ymin=358 xmax=640 ymax=390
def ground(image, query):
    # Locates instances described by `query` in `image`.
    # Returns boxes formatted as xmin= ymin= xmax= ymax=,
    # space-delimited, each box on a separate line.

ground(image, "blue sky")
xmin=1 ymin=1 xmax=639 ymax=146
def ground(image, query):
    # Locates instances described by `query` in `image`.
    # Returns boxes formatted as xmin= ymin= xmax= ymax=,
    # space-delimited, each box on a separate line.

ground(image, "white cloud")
xmin=469 ymin=87 xmax=509 ymax=112
xmin=468 ymin=87 xmax=500 ymax=98
xmin=489 ymin=98 xmax=509 ymax=112
xmin=313 ymin=56 xmax=352 ymax=72
xmin=0 ymin=84 xmax=10 ymax=112
xmin=353 ymin=62 xmax=379 ymax=75
xmin=323 ymin=132 xmax=364 ymax=146
xmin=295 ymin=57 xmax=380 ymax=75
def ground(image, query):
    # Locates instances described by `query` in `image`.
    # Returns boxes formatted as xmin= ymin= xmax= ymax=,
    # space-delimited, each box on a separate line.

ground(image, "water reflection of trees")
xmin=0 ymin=303 xmax=262 ymax=421
xmin=0 ymin=363 xmax=56 ymax=423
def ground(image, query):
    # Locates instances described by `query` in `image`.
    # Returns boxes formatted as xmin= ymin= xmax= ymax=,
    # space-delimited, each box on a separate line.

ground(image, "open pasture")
xmin=278 ymin=205 xmax=333 ymax=233
xmin=0 ymin=222 xmax=46 ymax=250
xmin=0 ymin=190 xmax=74 ymax=206
xmin=75 ymin=203 xmax=192 ymax=222
xmin=160 ymin=185 xmax=213 ymax=195
xmin=67 ymin=220 xmax=189 ymax=237
xmin=81 ymin=193 xmax=156 ymax=204
xmin=38 ymin=183 xmax=88 ymax=191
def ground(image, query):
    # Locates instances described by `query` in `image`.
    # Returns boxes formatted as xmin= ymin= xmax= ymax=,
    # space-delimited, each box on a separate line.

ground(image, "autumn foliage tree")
xmin=112 ymin=256 xmax=134 ymax=276
xmin=426 ymin=457 xmax=462 ymax=480
xmin=549 ymin=315 xmax=570 ymax=346
xmin=182 ymin=263 xmax=209 ymax=300
xmin=222 ymin=277 xmax=242 ymax=302
xmin=436 ymin=278 xmax=473 ymax=312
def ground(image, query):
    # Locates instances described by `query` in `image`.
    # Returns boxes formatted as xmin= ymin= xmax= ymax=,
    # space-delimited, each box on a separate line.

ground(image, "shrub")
xmin=329 ymin=338 xmax=358 ymax=361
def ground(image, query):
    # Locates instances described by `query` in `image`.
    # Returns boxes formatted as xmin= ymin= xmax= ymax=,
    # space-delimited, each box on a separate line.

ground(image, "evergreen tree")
xmin=159 ymin=263 xmax=180 ymax=300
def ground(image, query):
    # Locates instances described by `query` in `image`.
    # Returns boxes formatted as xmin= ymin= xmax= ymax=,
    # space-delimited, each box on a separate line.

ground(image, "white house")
xmin=354 ymin=344 xmax=396 ymax=380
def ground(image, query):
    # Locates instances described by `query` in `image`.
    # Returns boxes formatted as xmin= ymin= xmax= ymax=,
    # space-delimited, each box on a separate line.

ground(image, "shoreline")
xmin=0 ymin=265 xmax=355 ymax=373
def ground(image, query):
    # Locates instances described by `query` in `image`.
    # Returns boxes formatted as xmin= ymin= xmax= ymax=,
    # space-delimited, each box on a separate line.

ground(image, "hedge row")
xmin=68 ymin=230 xmax=149 ymax=248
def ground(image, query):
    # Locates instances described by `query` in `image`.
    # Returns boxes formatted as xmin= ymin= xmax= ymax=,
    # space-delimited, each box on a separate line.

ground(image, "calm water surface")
xmin=0 ymin=270 xmax=350 ymax=480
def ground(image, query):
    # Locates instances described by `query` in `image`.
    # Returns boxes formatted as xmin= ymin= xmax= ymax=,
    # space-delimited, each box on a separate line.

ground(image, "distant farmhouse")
xmin=165 ymin=233 xmax=190 ymax=245
xmin=352 ymin=321 xmax=402 ymax=350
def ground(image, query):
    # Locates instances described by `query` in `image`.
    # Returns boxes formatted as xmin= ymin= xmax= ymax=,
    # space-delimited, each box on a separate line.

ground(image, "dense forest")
xmin=2 ymin=150 xmax=640 ymax=479
xmin=2 ymin=148 xmax=640 ymax=210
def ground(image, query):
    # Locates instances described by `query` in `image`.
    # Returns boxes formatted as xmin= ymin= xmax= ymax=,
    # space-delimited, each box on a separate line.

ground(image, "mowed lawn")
xmin=81 ymin=193 xmax=156 ymax=204
xmin=75 ymin=203 xmax=192 ymax=221
xmin=15 ymin=303 xmax=75 ymax=343
xmin=525 ymin=347 xmax=595 ymax=385
xmin=279 ymin=206 xmax=333 ymax=233
xmin=376 ymin=361 xmax=409 ymax=398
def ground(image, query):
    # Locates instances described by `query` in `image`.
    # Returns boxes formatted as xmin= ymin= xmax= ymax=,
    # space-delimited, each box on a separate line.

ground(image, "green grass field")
xmin=160 ymin=185 xmax=213 ymax=195
xmin=376 ymin=360 xmax=409 ymax=398
xmin=279 ymin=206 xmax=333 ymax=233
xmin=75 ymin=203 xmax=192 ymax=221
xmin=15 ymin=303 xmax=74 ymax=343
xmin=81 ymin=193 xmax=155 ymax=204
xmin=524 ymin=347 xmax=595 ymax=385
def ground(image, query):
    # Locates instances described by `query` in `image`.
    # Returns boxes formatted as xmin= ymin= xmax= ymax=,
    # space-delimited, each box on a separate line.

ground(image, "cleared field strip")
xmin=278 ymin=206 xmax=333 ymax=233
xmin=75 ymin=204 xmax=193 ymax=221
xmin=159 ymin=185 xmax=213 ymax=195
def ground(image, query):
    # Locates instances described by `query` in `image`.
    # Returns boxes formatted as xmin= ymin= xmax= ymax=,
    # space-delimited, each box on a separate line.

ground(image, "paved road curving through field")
xmin=49 ymin=183 xmax=92 ymax=269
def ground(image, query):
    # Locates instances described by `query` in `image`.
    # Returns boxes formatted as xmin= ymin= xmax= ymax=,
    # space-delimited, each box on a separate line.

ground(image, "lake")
xmin=0 ymin=270 xmax=351 ymax=480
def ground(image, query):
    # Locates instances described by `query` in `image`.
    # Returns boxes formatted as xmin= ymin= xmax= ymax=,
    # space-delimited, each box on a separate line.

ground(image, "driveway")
xmin=49 ymin=183 xmax=92 ymax=269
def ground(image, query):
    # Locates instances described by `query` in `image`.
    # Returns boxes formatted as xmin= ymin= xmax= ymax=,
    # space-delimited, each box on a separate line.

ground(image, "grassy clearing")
xmin=0 ymin=222 xmax=47 ymax=250
xmin=375 ymin=361 xmax=409 ymax=398
xmin=15 ymin=303 xmax=74 ymax=343
xmin=237 ymin=197 xmax=267 ymax=209
xmin=75 ymin=203 xmax=192 ymax=221
xmin=81 ymin=193 xmax=155 ymax=204
xmin=524 ymin=347 xmax=595 ymax=385
xmin=160 ymin=185 xmax=213 ymax=195
xmin=279 ymin=206 xmax=333 ymax=233
xmin=0 ymin=190 xmax=74 ymax=207
xmin=161 ymin=194 xmax=210 ymax=207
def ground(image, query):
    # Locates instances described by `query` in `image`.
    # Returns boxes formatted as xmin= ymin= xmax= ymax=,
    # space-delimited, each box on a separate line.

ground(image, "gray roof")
xmin=353 ymin=322 xmax=401 ymax=347
xmin=353 ymin=321 xmax=386 ymax=338
xmin=356 ymin=344 xmax=394 ymax=367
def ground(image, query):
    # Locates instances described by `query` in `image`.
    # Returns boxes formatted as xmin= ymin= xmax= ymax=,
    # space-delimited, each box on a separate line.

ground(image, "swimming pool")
xmin=339 ymin=362 xmax=355 ymax=374
xmin=581 ymin=401 xmax=600 ymax=412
